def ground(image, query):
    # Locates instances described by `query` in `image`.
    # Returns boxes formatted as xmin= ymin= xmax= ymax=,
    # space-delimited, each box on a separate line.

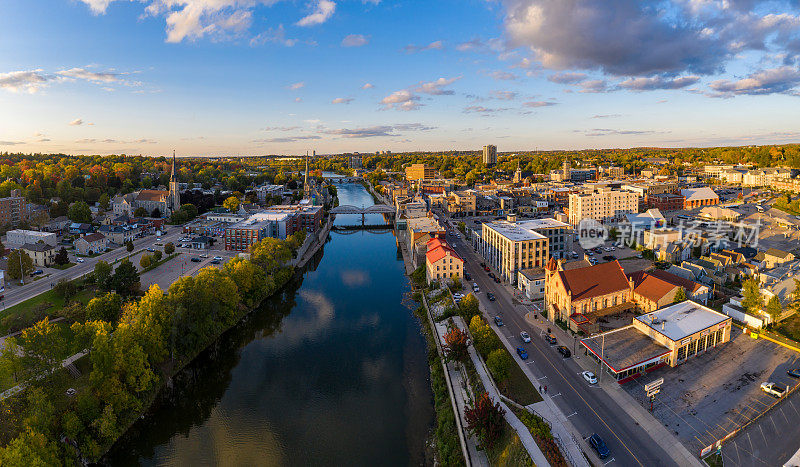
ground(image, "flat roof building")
xmin=478 ymin=219 xmax=549 ymax=284
xmin=581 ymin=301 xmax=732 ymax=382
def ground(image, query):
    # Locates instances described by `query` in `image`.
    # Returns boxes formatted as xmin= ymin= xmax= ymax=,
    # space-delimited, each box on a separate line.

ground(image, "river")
xmin=106 ymin=182 xmax=434 ymax=466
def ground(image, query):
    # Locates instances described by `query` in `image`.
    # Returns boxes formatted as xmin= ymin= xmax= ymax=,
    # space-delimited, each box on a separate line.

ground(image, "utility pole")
xmin=18 ymin=248 xmax=24 ymax=285
xmin=599 ymin=332 xmax=605 ymax=383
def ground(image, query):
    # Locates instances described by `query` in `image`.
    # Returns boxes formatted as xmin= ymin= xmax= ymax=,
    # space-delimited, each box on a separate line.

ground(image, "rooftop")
xmin=628 ymin=271 xmax=679 ymax=302
xmin=635 ymin=301 xmax=730 ymax=342
xmin=681 ymin=187 xmax=719 ymax=201
xmin=515 ymin=218 xmax=571 ymax=230
xmin=558 ymin=260 xmax=631 ymax=302
xmin=22 ymin=242 xmax=55 ymax=252
xmin=484 ymin=221 xmax=547 ymax=242
xmin=581 ymin=325 xmax=670 ymax=373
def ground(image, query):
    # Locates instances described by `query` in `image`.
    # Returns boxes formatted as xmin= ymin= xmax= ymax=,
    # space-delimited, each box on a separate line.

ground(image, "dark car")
xmin=190 ymin=257 xmax=201 ymax=263
xmin=210 ymin=259 xmax=220 ymax=264
xmin=487 ymin=293 xmax=496 ymax=301
xmin=480 ymin=262 xmax=486 ymax=267
xmin=603 ymin=255 xmax=615 ymax=261
xmin=464 ymin=272 xmax=471 ymax=280
xmin=788 ymin=369 xmax=800 ymax=378
xmin=589 ymin=434 xmax=610 ymax=459
xmin=488 ymin=272 xmax=495 ymax=279
xmin=494 ymin=315 xmax=504 ymax=326
xmin=32 ymin=269 xmax=43 ymax=275
xmin=494 ymin=277 xmax=500 ymax=283
xmin=516 ymin=347 xmax=528 ymax=360
xmin=557 ymin=346 xmax=571 ymax=358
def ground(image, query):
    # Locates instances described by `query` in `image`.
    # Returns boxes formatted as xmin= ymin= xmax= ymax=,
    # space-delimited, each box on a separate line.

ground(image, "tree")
xmin=30 ymin=210 xmax=50 ymax=230
xmin=673 ymin=286 xmax=687 ymax=303
xmin=6 ymin=249 xmax=34 ymax=280
xmin=94 ymin=260 xmax=113 ymax=290
xmin=464 ymin=392 xmax=506 ymax=450
xmin=164 ymin=242 xmax=175 ymax=255
xmin=19 ymin=318 xmax=68 ymax=376
xmin=742 ymin=278 xmax=763 ymax=314
xmin=152 ymin=249 xmax=162 ymax=261
xmin=54 ymin=279 xmax=77 ymax=300
xmin=442 ymin=324 xmax=470 ymax=363
xmin=224 ymin=196 xmax=241 ymax=212
xmin=126 ymin=240 xmax=134 ymax=252
xmin=54 ymin=247 xmax=69 ymax=266
xmin=766 ymin=296 xmax=783 ymax=322
xmin=469 ymin=315 xmax=500 ymax=357
xmin=139 ymin=254 xmax=152 ymax=269
xmin=0 ymin=428 xmax=61 ymax=466
xmin=112 ymin=258 xmax=140 ymax=296
xmin=134 ymin=207 xmax=148 ymax=218
xmin=86 ymin=292 xmax=123 ymax=322
xmin=99 ymin=192 xmax=110 ymax=210
xmin=458 ymin=293 xmax=480 ymax=320
xmin=486 ymin=349 xmax=512 ymax=387
xmin=151 ymin=207 xmax=162 ymax=218
xmin=68 ymin=201 xmax=92 ymax=223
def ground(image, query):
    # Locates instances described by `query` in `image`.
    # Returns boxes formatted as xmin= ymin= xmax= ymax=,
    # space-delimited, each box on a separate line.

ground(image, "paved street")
xmin=445 ymin=223 xmax=682 ymax=467
xmin=1 ymin=228 xmax=185 ymax=311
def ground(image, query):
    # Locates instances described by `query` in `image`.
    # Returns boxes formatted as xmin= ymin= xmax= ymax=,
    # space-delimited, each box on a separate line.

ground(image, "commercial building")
xmin=482 ymin=145 xmax=497 ymax=166
xmin=0 ymin=190 xmax=28 ymax=227
xmin=627 ymin=271 xmax=682 ymax=313
xmin=568 ymin=188 xmax=639 ymax=226
xmin=648 ymin=193 xmax=685 ymax=211
xmin=425 ymin=238 xmax=464 ymax=283
xmin=22 ymin=242 xmax=57 ymax=267
xmin=6 ymin=229 xmax=57 ymax=248
xmin=517 ymin=268 xmax=546 ymax=300
xmin=404 ymin=164 xmax=437 ymax=181
xmin=581 ymin=301 xmax=731 ymax=382
xmin=477 ymin=218 xmax=549 ymax=284
xmin=268 ymin=204 xmax=324 ymax=233
xmin=681 ymin=187 xmax=719 ymax=210
xmin=224 ymin=212 xmax=292 ymax=251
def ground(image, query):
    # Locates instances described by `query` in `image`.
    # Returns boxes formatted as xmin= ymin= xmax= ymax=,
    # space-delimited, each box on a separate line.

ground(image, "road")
xmin=1 ymin=228 xmax=185 ymax=311
xmin=447 ymin=227 xmax=674 ymax=467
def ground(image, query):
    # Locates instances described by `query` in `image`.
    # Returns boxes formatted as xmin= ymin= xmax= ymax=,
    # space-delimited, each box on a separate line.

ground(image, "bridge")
xmin=330 ymin=204 xmax=396 ymax=226
xmin=327 ymin=177 xmax=363 ymax=184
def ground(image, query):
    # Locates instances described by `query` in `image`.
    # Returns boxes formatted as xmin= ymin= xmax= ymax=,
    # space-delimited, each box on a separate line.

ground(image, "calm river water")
xmin=106 ymin=182 xmax=434 ymax=466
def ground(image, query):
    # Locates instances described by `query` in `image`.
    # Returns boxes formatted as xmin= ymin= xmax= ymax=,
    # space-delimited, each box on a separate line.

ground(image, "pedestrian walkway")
xmin=1 ymin=350 xmax=87 ymax=402
xmin=524 ymin=312 xmax=704 ymax=467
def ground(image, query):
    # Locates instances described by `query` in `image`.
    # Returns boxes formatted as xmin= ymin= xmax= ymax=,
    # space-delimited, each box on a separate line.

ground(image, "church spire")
xmin=170 ymin=150 xmax=176 ymax=182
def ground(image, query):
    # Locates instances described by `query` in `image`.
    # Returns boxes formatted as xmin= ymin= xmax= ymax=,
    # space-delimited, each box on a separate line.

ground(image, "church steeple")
xmin=168 ymin=150 xmax=180 ymax=214
xmin=170 ymin=150 xmax=176 ymax=183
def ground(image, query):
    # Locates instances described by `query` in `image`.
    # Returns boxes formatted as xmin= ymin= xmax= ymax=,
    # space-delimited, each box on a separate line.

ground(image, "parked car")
xmin=788 ymin=369 xmax=800 ymax=378
xmin=582 ymin=371 xmax=597 ymax=384
xmin=483 ymin=266 xmax=490 ymax=272
xmin=190 ymin=257 xmax=201 ymax=263
xmin=516 ymin=347 xmax=528 ymax=360
xmin=761 ymin=382 xmax=787 ymax=398
xmin=32 ymin=270 xmax=43 ymax=275
xmin=76 ymin=258 xmax=84 ymax=263
xmin=494 ymin=316 xmax=504 ymax=326
xmin=480 ymin=262 xmax=486 ymax=267
xmin=603 ymin=255 xmax=615 ymax=261
xmin=488 ymin=272 xmax=495 ymax=279
xmin=545 ymin=334 xmax=557 ymax=345
xmin=487 ymin=293 xmax=496 ymax=301
xmin=200 ymin=253 xmax=209 ymax=258
xmin=520 ymin=331 xmax=531 ymax=343
xmin=464 ymin=272 xmax=471 ymax=280
xmin=147 ymin=247 xmax=155 ymax=252
xmin=214 ymin=256 xmax=223 ymax=261
xmin=210 ymin=259 xmax=220 ymax=264
xmin=557 ymin=346 xmax=571 ymax=358
xmin=588 ymin=434 xmax=610 ymax=459
xmin=493 ymin=277 xmax=500 ymax=283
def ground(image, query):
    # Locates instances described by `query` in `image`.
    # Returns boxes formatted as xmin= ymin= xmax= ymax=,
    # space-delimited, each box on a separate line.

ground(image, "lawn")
xmin=0 ymin=287 xmax=95 ymax=335
xmin=486 ymin=424 xmax=533 ymax=467
xmin=775 ymin=313 xmax=800 ymax=342
xmin=51 ymin=262 xmax=76 ymax=270
xmin=501 ymin=357 xmax=543 ymax=406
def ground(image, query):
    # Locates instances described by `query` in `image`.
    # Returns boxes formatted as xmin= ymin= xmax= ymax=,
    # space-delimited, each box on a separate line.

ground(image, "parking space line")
xmin=566 ymin=411 xmax=577 ymax=418
xmin=747 ymin=432 xmax=755 ymax=456
xmin=603 ymin=457 xmax=615 ymax=465
xmin=789 ymin=399 xmax=800 ymax=416
xmin=769 ymin=414 xmax=779 ymax=433
xmin=733 ymin=440 xmax=741 ymax=465
xmin=758 ymin=424 xmax=768 ymax=447
xmin=780 ymin=407 xmax=791 ymax=425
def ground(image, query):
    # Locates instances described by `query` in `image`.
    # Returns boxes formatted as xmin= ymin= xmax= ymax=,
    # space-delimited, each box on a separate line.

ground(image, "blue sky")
xmin=1 ymin=0 xmax=800 ymax=156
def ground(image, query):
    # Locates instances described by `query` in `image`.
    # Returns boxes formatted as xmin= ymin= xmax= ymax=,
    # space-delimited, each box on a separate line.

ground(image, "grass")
xmin=502 ymin=357 xmax=543 ymax=405
xmin=0 ymin=287 xmax=95 ymax=335
xmin=775 ymin=313 xmax=800 ymax=342
xmin=513 ymin=407 xmax=569 ymax=467
xmin=141 ymin=252 xmax=180 ymax=273
xmin=485 ymin=424 xmax=534 ymax=467
xmin=51 ymin=262 xmax=76 ymax=270
xmin=703 ymin=451 xmax=724 ymax=467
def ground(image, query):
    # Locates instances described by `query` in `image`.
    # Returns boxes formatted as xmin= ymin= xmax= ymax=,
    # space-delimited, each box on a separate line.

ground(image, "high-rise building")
xmin=476 ymin=219 xmax=549 ymax=284
xmin=405 ymin=163 xmax=437 ymax=181
xmin=0 ymin=189 xmax=28 ymax=227
xmin=513 ymin=160 xmax=523 ymax=183
xmin=568 ymin=188 xmax=639 ymax=225
xmin=482 ymin=145 xmax=497 ymax=166
xmin=562 ymin=159 xmax=571 ymax=179
xmin=349 ymin=154 xmax=362 ymax=168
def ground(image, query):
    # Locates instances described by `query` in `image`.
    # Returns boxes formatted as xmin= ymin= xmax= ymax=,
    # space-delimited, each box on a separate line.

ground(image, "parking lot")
xmin=621 ymin=327 xmax=800 ymax=457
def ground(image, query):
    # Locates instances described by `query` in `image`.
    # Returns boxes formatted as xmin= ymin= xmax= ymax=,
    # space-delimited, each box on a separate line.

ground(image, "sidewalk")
xmin=524 ymin=312 xmax=704 ymax=467
xmin=456 ymin=318 xmax=550 ymax=467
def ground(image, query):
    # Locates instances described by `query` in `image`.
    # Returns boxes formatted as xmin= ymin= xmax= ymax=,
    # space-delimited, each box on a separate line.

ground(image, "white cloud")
xmin=490 ymin=71 xmax=517 ymax=81
xmin=69 ymin=118 xmax=85 ymax=126
xmin=523 ymin=100 xmax=557 ymax=107
xmin=413 ymin=76 xmax=461 ymax=95
xmin=250 ymin=24 xmax=300 ymax=47
xmin=332 ymin=97 xmax=354 ymax=104
xmin=362 ymin=83 xmax=374 ymax=89
xmin=0 ymin=69 xmax=50 ymax=93
xmin=709 ymin=66 xmax=800 ymax=96
xmin=288 ymin=81 xmax=305 ymax=90
xmin=58 ymin=67 xmax=120 ymax=83
xmin=342 ymin=34 xmax=368 ymax=47
xmin=78 ymin=0 xmax=115 ymax=14
xmin=403 ymin=40 xmax=444 ymax=53
xmin=296 ymin=0 xmax=336 ymax=27
xmin=381 ymin=90 xmax=421 ymax=111
xmin=490 ymin=90 xmax=517 ymax=100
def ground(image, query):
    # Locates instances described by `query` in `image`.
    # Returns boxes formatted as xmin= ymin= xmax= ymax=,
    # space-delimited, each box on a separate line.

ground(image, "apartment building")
xmin=477 ymin=219 xmax=549 ymax=284
xmin=404 ymin=164 xmax=437 ymax=181
xmin=482 ymin=145 xmax=497 ymax=166
xmin=0 ymin=190 xmax=28 ymax=227
xmin=568 ymin=188 xmax=639 ymax=225
xmin=224 ymin=212 xmax=292 ymax=251
xmin=6 ymin=229 xmax=57 ymax=247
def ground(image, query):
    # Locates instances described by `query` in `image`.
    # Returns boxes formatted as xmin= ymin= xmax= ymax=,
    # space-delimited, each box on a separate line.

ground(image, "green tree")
xmin=0 ymin=428 xmax=61 ymax=466
xmin=19 ymin=318 xmax=68 ymax=376
xmin=54 ymin=279 xmax=77 ymax=300
xmin=673 ymin=286 xmax=687 ymax=303
xmin=486 ymin=349 xmax=512 ymax=387
xmin=742 ymin=278 xmax=763 ymax=314
xmin=458 ymin=293 xmax=480 ymax=321
xmin=68 ymin=201 xmax=92 ymax=223
xmin=766 ymin=295 xmax=783 ymax=322
xmin=6 ymin=249 xmax=34 ymax=280
xmin=469 ymin=315 xmax=500 ymax=357
xmin=54 ymin=246 xmax=69 ymax=265
xmin=126 ymin=240 xmax=134 ymax=252
xmin=152 ymin=249 xmax=162 ymax=261
xmin=112 ymin=258 xmax=140 ymax=296
xmin=134 ymin=207 xmax=148 ymax=218
xmin=164 ymin=242 xmax=175 ymax=255
xmin=223 ymin=196 xmax=241 ymax=212
xmin=98 ymin=192 xmax=110 ymax=210
xmin=93 ymin=260 xmax=113 ymax=290
xmin=85 ymin=292 xmax=123 ymax=322
xmin=139 ymin=254 xmax=152 ymax=269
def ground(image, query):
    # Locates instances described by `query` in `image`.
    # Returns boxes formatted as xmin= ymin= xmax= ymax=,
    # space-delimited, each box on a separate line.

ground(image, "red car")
xmin=483 ymin=266 xmax=490 ymax=272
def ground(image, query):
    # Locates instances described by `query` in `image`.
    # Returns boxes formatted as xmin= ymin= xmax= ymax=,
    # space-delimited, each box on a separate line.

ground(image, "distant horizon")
xmin=2 ymin=1 xmax=800 ymax=155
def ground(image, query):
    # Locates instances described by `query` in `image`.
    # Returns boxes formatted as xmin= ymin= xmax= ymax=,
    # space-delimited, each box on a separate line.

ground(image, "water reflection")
xmin=106 ymin=183 xmax=433 ymax=466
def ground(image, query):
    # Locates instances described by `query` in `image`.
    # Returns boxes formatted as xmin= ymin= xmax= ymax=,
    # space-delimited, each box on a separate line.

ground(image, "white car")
xmin=214 ymin=256 xmax=223 ymax=261
xmin=582 ymin=371 xmax=597 ymax=384
xmin=76 ymin=258 xmax=84 ymax=263
xmin=520 ymin=331 xmax=531 ymax=343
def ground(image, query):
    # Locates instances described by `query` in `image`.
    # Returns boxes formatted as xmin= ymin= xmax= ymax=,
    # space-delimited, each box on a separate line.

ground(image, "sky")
xmin=1 ymin=0 xmax=800 ymax=156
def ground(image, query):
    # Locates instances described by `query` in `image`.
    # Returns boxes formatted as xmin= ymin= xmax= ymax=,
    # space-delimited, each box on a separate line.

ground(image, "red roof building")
xmin=545 ymin=260 xmax=634 ymax=323
xmin=425 ymin=238 xmax=464 ymax=283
